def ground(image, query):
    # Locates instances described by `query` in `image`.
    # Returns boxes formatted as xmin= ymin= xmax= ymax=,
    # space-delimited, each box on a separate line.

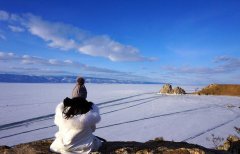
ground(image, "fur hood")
xmin=54 ymin=102 xmax=100 ymax=130
xmin=50 ymin=102 xmax=102 ymax=153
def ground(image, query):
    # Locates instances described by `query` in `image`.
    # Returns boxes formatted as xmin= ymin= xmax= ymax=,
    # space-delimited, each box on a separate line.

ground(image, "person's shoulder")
xmin=80 ymin=85 xmax=87 ymax=89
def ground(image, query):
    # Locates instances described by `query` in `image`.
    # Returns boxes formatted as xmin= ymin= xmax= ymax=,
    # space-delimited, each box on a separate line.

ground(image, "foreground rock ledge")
xmin=0 ymin=139 xmax=230 ymax=154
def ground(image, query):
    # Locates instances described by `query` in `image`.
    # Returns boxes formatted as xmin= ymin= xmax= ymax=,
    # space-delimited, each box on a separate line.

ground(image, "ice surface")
xmin=0 ymin=83 xmax=239 ymax=149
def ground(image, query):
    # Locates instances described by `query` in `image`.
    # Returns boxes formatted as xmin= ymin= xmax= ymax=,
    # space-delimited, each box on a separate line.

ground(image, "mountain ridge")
xmin=0 ymin=74 xmax=163 ymax=84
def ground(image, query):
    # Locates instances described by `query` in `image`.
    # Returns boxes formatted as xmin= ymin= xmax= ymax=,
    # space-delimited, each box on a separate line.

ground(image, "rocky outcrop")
xmin=217 ymin=135 xmax=240 ymax=153
xmin=0 ymin=139 xmax=55 ymax=154
xmin=173 ymin=87 xmax=186 ymax=95
xmin=0 ymin=139 xmax=229 ymax=154
xmin=160 ymin=84 xmax=173 ymax=94
xmin=98 ymin=140 xmax=223 ymax=154
xmin=196 ymin=84 xmax=240 ymax=96
xmin=160 ymin=84 xmax=186 ymax=95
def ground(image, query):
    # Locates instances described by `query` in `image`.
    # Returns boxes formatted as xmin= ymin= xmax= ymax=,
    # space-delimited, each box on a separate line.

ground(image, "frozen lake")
xmin=0 ymin=83 xmax=239 ymax=148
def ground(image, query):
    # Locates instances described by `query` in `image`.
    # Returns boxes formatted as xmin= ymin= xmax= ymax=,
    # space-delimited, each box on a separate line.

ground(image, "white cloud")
xmin=0 ymin=52 xmax=18 ymax=60
xmin=163 ymin=66 xmax=224 ymax=74
xmin=7 ymin=67 xmax=75 ymax=75
xmin=24 ymin=15 xmax=153 ymax=61
xmin=0 ymin=10 xmax=9 ymax=20
xmin=0 ymin=51 xmax=125 ymax=74
xmin=79 ymin=35 xmax=150 ymax=61
xmin=48 ymin=59 xmax=60 ymax=65
xmin=8 ymin=25 xmax=25 ymax=32
xmin=0 ymin=51 xmax=156 ymax=82
xmin=24 ymin=15 xmax=80 ymax=51
xmin=214 ymin=56 xmax=240 ymax=68
xmin=0 ymin=34 xmax=6 ymax=40
xmin=0 ymin=51 xmax=154 ymax=81
xmin=162 ymin=56 xmax=240 ymax=75
xmin=0 ymin=10 xmax=155 ymax=62
xmin=64 ymin=60 xmax=73 ymax=64
xmin=21 ymin=54 xmax=51 ymax=65
xmin=0 ymin=10 xmax=20 ymax=21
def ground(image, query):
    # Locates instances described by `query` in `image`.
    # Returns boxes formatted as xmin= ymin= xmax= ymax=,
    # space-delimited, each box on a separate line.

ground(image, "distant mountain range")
xmin=0 ymin=74 xmax=163 ymax=84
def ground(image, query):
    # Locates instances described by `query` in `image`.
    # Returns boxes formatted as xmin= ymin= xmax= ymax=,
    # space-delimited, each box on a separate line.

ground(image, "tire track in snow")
xmin=100 ymin=95 xmax=161 ymax=109
xmin=0 ymin=93 xmax=157 ymax=131
xmin=0 ymin=104 xmax=217 ymax=139
xmin=0 ymin=125 xmax=56 ymax=139
xmin=97 ymin=92 xmax=155 ymax=106
xmin=182 ymin=114 xmax=240 ymax=142
xmin=0 ymin=101 xmax=57 ymax=108
xmin=97 ymin=105 xmax=216 ymax=129
xmin=101 ymin=97 xmax=159 ymax=115
xmin=0 ymin=92 xmax=155 ymax=108
xmin=0 ymin=97 xmax=160 ymax=139
xmin=0 ymin=114 xmax=54 ymax=131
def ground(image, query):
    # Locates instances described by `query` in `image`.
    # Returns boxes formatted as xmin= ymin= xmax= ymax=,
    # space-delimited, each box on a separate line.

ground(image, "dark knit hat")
xmin=77 ymin=77 xmax=85 ymax=85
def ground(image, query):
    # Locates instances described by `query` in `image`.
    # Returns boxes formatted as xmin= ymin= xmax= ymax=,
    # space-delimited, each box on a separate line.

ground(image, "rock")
xmin=218 ymin=135 xmax=240 ymax=151
xmin=0 ymin=138 xmax=229 ymax=154
xmin=136 ymin=149 xmax=152 ymax=154
xmin=99 ymin=140 xmax=224 ymax=154
xmin=228 ymin=141 xmax=240 ymax=154
xmin=0 ymin=139 xmax=55 ymax=154
xmin=227 ymin=135 xmax=240 ymax=142
xmin=160 ymin=84 xmax=186 ymax=95
xmin=173 ymin=87 xmax=186 ymax=95
xmin=160 ymin=84 xmax=173 ymax=94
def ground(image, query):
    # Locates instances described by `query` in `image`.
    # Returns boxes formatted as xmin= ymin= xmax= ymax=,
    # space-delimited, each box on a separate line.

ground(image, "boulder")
xmin=173 ymin=87 xmax=186 ymax=95
xmin=217 ymin=135 xmax=240 ymax=152
xmin=160 ymin=84 xmax=173 ymax=94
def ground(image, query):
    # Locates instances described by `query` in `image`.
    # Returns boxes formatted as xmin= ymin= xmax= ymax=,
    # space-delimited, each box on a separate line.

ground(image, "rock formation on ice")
xmin=160 ymin=84 xmax=186 ymax=95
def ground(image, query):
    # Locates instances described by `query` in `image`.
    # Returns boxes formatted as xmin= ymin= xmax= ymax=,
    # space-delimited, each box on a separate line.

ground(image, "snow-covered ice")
xmin=0 ymin=83 xmax=239 ymax=149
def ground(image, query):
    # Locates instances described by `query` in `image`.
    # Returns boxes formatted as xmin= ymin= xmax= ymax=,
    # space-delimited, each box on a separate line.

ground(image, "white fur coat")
xmin=50 ymin=103 xmax=101 ymax=154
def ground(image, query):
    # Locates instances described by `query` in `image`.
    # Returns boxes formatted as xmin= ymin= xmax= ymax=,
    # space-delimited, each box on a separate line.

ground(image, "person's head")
xmin=76 ymin=77 xmax=85 ymax=86
xmin=62 ymin=97 xmax=93 ymax=119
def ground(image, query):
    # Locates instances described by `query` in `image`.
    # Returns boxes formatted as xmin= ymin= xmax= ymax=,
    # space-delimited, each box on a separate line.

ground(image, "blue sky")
xmin=0 ymin=0 xmax=240 ymax=84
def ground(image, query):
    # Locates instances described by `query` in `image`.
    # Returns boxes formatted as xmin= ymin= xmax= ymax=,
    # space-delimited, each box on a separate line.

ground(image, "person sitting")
xmin=50 ymin=97 xmax=102 ymax=154
xmin=72 ymin=77 xmax=87 ymax=99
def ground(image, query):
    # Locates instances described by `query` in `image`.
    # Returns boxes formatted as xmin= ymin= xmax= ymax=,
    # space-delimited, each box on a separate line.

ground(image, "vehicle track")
xmin=99 ymin=95 xmax=160 ymax=108
xmin=0 ymin=104 xmax=217 ymax=139
xmin=0 ymin=114 xmax=54 ymax=131
xmin=0 ymin=101 xmax=57 ymax=108
xmin=0 ymin=92 xmax=155 ymax=108
xmin=97 ymin=92 xmax=155 ymax=106
xmin=182 ymin=114 xmax=240 ymax=142
xmin=101 ymin=97 xmax=159 ymax=115
xmin=0 ymin=93 xmax=157 ymax=131
xmin=97 ymin=105 xmax=216 ymax=129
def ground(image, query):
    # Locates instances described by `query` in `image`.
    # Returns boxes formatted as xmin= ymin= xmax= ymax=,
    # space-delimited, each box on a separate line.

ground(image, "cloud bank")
xmin=0 ymin=51 xmax=152 ymax=81
xmin=162 ymin=56 xmax=240 ymax=75
xmin=8 ymin=25 xmax=25 ymax=32
xmin=0 ymin=10 xmax=154 ymax=62
xmin=0 ymin=51 xmax=122 ymax=74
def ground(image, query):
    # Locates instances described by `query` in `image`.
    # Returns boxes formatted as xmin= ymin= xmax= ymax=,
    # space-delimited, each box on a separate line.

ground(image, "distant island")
xmin=0 ymin=74 xmax=164 ymax=84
